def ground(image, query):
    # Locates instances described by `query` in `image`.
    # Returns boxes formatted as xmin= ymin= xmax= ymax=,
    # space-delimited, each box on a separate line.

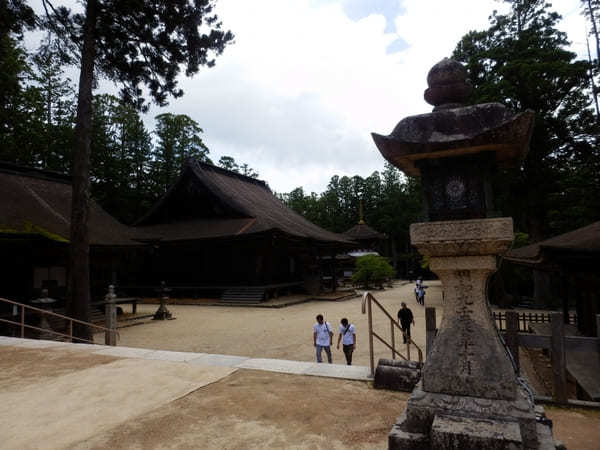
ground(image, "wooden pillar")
xmin=559 ymin=272 xmax=569 ymax=324
xmin=505 ymin=311 xmax=520 ymax=375
xmin=551 ymin=312 xmax=567 ymax=404
xmin=331 ymin=250 xmax=337 ymax=292
xmin=425 ymin=307 xmax=436 ymax=359
xmin=105 ymin=285 xmax=117 ymax=346
xmin=596 ymin=314 xmax=600 ymax=338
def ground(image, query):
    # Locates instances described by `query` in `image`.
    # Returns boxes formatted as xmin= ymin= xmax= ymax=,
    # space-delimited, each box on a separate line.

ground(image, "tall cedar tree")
xmin=42 ymin=0 xmax=233 ymax=340
xmin=453 ymin=0 xmax=596 ymax=237
xmin=581 ymin=0 xmax=600 ymax=118
xmin=453 ymin=0 xmax=599 ymax=305
xmin=1 ymin=1 xmax=35 ymax=158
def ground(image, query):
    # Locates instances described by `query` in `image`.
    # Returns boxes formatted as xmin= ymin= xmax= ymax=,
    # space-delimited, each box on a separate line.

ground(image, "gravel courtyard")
xmin=98 ymin=281 xmax=444 ymax=366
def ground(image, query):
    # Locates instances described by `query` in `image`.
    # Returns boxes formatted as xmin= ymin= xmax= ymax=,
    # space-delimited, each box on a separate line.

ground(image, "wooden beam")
xmin=425 ymin=307 xmax=436 ymax=358
xmin=505 ymin=311 xmax=519 ymax=374
xmin=551 ymin=312 xmax=568 ymax=404
xmin=499 ymin=333 xmax=600 ymax=352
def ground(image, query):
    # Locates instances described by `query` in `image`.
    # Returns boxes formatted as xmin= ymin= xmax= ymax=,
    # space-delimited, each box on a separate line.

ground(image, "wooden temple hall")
xmin=0 ymin=159 xmax=354 ymax=304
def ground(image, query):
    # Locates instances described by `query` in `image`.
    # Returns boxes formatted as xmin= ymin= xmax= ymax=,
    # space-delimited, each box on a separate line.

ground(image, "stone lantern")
xmin=372 ymin=59 xmax=560 ymax=449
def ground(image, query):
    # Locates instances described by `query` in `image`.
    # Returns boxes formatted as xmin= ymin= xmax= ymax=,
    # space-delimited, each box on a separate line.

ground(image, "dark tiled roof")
xmin=505 ymin=221 xmax=600 ymax=264
xmin=0 ymin=163 xmax=143 ymax=246
xmin=343 ymin=222 xmax=387 ymax=240
xmin=135 ymin=159 xmax=353 ymax=245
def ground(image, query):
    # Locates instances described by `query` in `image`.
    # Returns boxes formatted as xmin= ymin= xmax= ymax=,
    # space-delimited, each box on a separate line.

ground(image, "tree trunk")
xmin=68 ymin=0 xmax=97 ymax=342
xmin=526 ymin=206 xmax=551 ymax=308
xmin=587 ymin=0 xmax=600 ymax=65
xmin=587 ymin=35 xmax=600 ymax=119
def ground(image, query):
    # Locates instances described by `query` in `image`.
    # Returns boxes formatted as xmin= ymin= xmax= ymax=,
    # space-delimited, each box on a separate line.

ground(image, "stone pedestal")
xmin=388 ymin=218 xmax=560 ymax=449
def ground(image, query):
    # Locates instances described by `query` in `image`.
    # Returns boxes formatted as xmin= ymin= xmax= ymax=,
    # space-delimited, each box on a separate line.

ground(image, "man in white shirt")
xmin=336 ymin=317 xmax=356 ymax=365
xmin=313 ymin=314 xmax=333 ymax=363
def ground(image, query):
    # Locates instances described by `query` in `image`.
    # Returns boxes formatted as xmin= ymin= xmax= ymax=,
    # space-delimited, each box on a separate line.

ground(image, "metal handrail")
xmin=0 ymin=297 xmax=119 ymax=344
xmin=361 ymin=291 xmax=423 ymax=376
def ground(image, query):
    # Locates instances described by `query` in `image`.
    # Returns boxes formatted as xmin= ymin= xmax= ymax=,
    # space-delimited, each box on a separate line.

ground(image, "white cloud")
xmin=29 ymin=0 xmax=591 ymax=194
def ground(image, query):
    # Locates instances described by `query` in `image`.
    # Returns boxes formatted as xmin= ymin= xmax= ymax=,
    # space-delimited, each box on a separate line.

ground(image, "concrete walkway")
xmin=0 ymin=335 xmax=372 ymax=381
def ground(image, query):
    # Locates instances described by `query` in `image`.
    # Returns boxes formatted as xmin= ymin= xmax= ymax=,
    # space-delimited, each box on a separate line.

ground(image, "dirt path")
xmin=69 ymin=369 xmax=409 ymax=450
xmin=65 ymin=367 xmax=600 ymax=450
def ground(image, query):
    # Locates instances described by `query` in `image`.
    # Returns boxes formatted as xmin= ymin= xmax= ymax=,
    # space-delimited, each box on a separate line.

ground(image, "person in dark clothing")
xmin=397 ymin=302 xmax=415 ymax=344
xmin=336 ymin=317 xmax=356 ymax=365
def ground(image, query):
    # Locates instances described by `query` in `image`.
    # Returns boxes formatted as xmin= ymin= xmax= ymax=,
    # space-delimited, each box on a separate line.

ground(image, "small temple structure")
xmin=372 ymin=58 xmax=561 ymax=449
xmin=343 ymin=202 xmax=387 ymax=255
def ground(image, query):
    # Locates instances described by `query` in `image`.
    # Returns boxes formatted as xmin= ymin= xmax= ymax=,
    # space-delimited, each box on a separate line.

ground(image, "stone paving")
xmin=0 ymin=335 xmax=372 ymax=381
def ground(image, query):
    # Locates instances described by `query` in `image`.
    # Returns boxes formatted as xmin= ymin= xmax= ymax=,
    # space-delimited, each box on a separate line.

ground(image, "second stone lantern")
xmin=372 ymin=59 xmax=561 ymax=449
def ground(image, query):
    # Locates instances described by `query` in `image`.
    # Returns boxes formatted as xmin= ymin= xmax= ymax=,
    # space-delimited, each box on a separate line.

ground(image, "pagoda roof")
xmin=343 ymin=222 xmax=387 ymax=241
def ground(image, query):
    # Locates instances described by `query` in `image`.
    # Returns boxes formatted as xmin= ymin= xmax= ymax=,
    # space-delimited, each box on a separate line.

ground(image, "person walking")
xmin=313 ymin=314 xmax=333 ymax=363
xmin=336 ymin=318 xmax=356 ymax=365
xmin=415 ymin=284 xmax=426 ymax=306
xmin=397 ymin=302 xmax=415 ymax=344
xmin=414 ymin=277 xmax=423 ymax=304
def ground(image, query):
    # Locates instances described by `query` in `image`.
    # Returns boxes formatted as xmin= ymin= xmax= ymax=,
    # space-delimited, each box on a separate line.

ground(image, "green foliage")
xmin=153 ymin=112 xmax=211 ymax=193
xmin=351 ymin=255 xmax=395 ymax=288
xmin=512 ymin=232 xmax=530 ymax=249
xmin=217 ymin=156 xmax=259 ymax=178
xmin=42 ymin=0 xmax=234 ymax=109
xmin=453 ymin=0 xmax=600 ymax=239
xmin=0 ymin=0 xmax=35 ymax=38
xmin=280 ymin=162 xmax=423 ymax=277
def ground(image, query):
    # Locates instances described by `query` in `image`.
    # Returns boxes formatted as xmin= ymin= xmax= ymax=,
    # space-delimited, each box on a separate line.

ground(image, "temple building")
xmin=133 ymin=159 xmax=353 ymax=300
xmin=504 ymin=221 xmax=600 ymax=337
xmin=0 ymin=159 xmax=353 ymax=305
xmin=0 ymin=162 xmax=143 ymax=306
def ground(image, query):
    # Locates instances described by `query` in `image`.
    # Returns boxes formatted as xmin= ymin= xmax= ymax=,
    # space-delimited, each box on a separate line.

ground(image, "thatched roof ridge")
xmin=0 ymin=162 xmax=143 ymax=246
xmin=135 ymin=159 xmax=353 ymax=245
xmin=504 ymin=221 xmax=600 ymax=266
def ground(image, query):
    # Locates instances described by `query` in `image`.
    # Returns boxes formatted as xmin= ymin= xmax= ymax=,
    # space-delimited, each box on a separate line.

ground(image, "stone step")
xmin=431 ymin=414 xmax=522 ymax=450
xmin=374 ymin=358 xmax=422 ymax=392
xmin=221 ymin=287 xmax=265 ymax=303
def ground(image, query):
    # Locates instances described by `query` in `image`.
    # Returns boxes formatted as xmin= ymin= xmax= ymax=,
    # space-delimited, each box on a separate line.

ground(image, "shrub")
xmin=352 ymin=255 xmax=395 ymax=288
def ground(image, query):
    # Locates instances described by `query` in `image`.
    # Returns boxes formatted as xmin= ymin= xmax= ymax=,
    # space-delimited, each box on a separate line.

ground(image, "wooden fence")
xmin=501 ymin=311 xmax=600 ymax=404
xmin=493 ymin=311 xmax=577 ymax=332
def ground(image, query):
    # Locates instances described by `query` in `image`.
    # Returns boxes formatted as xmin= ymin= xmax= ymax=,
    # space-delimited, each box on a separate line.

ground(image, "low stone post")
xmin=153 ymin=281 xmax=173 ymax=320
xmin=505 ymin=311 xmax=520 ymax=375
xmin=425 ymin=307 xmax=436 ymax=358
xmin=105 ymin=285 xmax=117 ymax=346
xmin=551 ymin=312 xmax=567 ymax=404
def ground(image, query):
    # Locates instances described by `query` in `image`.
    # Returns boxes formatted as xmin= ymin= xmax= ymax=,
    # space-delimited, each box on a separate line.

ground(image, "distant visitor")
xmin=397 ymin=302 xmax=414 ymax=344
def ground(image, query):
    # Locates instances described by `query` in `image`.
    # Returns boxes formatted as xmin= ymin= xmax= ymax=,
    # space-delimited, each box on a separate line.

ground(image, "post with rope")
xmin=105 ymin=285 xmax=117 ymax=346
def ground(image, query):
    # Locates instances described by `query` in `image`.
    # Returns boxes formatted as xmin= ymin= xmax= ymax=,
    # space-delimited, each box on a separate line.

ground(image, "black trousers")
xmin=342 ymin=344 xmax=354 ymax=365
xmin=401 ymin=324 xmax=411 ymax=343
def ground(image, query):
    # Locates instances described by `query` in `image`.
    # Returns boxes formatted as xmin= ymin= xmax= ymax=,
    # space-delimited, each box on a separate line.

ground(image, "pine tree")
xmin=41 ymin=0 xmax=233 ymax=339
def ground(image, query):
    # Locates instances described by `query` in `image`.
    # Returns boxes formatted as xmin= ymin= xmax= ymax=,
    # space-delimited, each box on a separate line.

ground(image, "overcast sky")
xmin=31 ymin=0 xmax=588 ymax=194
